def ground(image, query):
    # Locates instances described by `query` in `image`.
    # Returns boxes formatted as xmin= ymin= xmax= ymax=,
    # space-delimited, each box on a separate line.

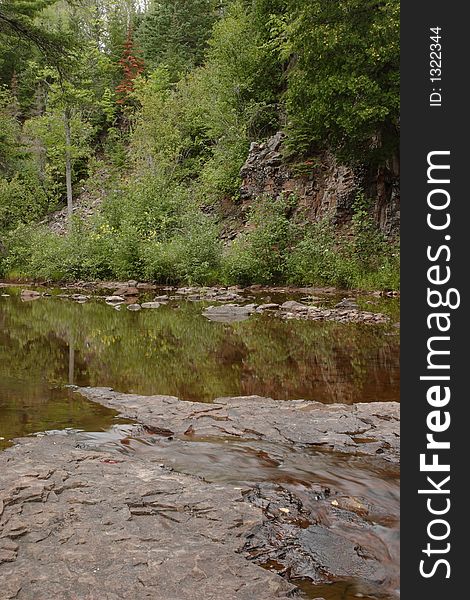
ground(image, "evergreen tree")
xmin=277 ymin=0 xmax=400 ymax=162
xmin=0 ymin=0 xmax=69 ymax=62
xmin=138 ymin=0 xmax=218 ymax=78
xmin=115 ymin=28 xmax=144 ymax=105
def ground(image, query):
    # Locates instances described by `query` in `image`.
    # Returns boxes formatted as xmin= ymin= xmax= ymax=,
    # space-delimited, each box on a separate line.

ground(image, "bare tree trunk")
xmin=34 ymin=83 xmax=47 ymax=183
xmin=68 ymin=338 xmax=75 ymax=385
xmin=64 ymin=107 xmax=73 ymax=222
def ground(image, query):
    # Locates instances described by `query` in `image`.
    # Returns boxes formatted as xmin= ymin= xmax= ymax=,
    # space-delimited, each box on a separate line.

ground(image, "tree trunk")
xmin=64 ymin=107 xmax=73 ymax=222
xmin=34 ymin=83 xmax=46 ymax=182
xmin=68 ymin=336 xmax=75 ymax=385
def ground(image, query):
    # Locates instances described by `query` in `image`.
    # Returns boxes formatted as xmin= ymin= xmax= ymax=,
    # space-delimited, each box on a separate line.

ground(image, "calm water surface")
xmin=0 ymin=287 xmax=399 ymax=447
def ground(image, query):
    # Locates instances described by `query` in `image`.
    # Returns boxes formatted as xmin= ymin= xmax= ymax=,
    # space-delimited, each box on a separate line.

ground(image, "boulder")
xmin=203 ymin=303 xmax=256 ymax=323
xmin=141 ymin=302 xmax=161 ymax=309
xmin=136 ymin=283 xmax=156 ymax=291
xmin=256 ymin=303 xmax=280 ymax=312
xmin=113 ymin=286 xmax=139 ymax=297
xmin=334 ymin=297 xmax=359 ymax=309
xmin=71 ymin=294 xmax=89 ymax=303
xmin=105 ymin=296 xmax=125 ymax=305
xmin=280 ymin=300 xmax=309 ymax=312
xmin=20 ymin=289 xmax=41 ymax=298
xmin=20 ymin=290 xmax=41 ymax=302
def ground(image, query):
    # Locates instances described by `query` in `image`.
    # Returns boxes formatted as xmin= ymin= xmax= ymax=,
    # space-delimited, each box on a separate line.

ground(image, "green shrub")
xmin=286 ymin=219 xmax=356 ymax=287
xmin=142 ymin=226 xmax=221 ymax=284
xmin=223 ymin=195 xmax=298 ymax=285
xmin=0 ymin=175 xmax=50 ymax=232
xmin=285 ymin=196 xmax=400 ymax=289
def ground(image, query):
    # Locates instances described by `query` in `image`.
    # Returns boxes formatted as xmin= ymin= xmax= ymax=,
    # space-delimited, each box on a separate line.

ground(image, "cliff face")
xmin=239 ymin=132 xmax=400 ymax=237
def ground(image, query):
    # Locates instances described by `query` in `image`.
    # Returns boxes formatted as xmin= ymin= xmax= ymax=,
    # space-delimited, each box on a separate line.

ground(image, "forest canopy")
xmin=0 ymin=0 xmax=400 ymax=289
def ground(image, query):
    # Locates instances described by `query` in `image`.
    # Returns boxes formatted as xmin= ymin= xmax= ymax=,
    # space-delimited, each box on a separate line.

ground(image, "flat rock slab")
xmin=0 ymin=391 xmax=400 ymax=598
xmin=78 ymin=388 xmax=400 ymax=463
xmin=0 ymin=437 xmax=296 ymax=600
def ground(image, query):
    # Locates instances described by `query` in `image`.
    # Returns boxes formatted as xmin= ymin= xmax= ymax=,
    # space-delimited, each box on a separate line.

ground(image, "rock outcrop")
xmin=239 ymin=132 xmax=400 ymax=237
xmin=78 ymin=388 xmax=400 ymax=462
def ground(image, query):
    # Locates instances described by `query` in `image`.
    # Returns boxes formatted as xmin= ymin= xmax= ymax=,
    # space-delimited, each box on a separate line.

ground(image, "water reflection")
xmin=0 ymin=288 xmax=399 ymax=447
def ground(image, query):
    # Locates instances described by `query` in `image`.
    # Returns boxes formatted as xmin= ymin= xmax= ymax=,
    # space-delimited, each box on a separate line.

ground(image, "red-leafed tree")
xmin=115 ymin=28 xmax=144 ymax=106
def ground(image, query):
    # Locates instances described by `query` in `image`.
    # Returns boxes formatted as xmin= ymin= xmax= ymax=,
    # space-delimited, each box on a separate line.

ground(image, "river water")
xmin=0 ymin=286 xmax=399 ymax=448
xmin=0 ymin=286 xmax=400 ymax=599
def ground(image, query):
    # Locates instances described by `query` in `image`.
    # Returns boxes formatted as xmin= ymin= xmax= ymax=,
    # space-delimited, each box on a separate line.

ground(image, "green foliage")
xmin=0 ymin=0 xmax=70 ymax=65
xmin=141 ymin=222 xmax=221 ymax=284
xmin=276 ymin=0 xmax=400 ymax=161
xmin=223 ymin=195 xmax=297 ymax=284
xmin=1 ymin=173 xmax=222 ymax=284
xmin=286 ymin=219 xmax=353 ymax=287
xmin=131 ymin=1 xmax=280 ymax=201
xmin=138 ymin=0 xmax=218 ymax=79
xmin=0 ymin=0 xmax=400 ymax=291
xmin=0 ymin=174 xmax=50 ymax=231
xmin=24 ymin=108 xmax=95 ymax=201
xmin=0 ymin=87 xmax=22 ymax=175
xmin=221 ymin=193 xmax=399 ymax=289
xmin=286 ymin=197 xmax=400 ymax=289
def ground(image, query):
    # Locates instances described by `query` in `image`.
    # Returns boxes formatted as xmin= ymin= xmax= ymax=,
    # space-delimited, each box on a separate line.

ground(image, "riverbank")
xmin=0 ymin=388 xmax=399 ymax=600
xmin=1 ymin=280 xmax=399 ymax=325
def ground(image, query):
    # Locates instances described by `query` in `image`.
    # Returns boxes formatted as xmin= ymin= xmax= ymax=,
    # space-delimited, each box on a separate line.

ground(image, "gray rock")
xmin=238 ymin=131 xmax=399 ymax=237
xmin=256 ymin=303 xmax=280 ymax=312
xmin=71 ymin=294 xmax=89 ymax=303
xmin=280 ymin=300 xmax=309 ymax=312
xmin=20 ymin=290 xmax=41 ymax=302
xmin=0 ymin=436 xmax=296 ymax=600
xmin=136 ymin=283 xmax=156 ymax=291
xmin=334 ymin=297 xmax=359 ymax=309
xmin=141 ymin=302 xmax=161 ymax=309
xmin=126 ymin=303 xmax=141 ymax=311
xmin=203 ymin=304 xmax=256 ymax=323
xmin=113 ymin=286 xmax=139 ymax=297
xmin=105 ymin=296 xmax=125 ymax=305
xmin=0 ymin=388 xmax=400 ymax=599
xmin=79 ymin=388 xmax=400 ymax=462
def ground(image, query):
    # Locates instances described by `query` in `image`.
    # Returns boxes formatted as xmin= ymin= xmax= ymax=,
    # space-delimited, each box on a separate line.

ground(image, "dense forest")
xmin=0 ymin=0 xmax=399 ymax=288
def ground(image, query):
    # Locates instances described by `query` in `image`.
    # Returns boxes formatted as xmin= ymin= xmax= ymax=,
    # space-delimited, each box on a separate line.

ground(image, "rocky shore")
xmin=1 ymin=281 xmax=397 ymax=325
xmin=0 ymin=388 xmax=400 ymax=599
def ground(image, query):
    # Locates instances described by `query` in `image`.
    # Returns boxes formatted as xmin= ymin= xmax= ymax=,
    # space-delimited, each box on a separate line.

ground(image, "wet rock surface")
xmin=0 ymin=390 xmax=399 ymax=599
xmin=243 ymin=481 xmax=399 ymax=598
xmin=0 ymin=436 xmax=296 ymax=600
xmin=78 ymin=388 xmax=399 ymax=462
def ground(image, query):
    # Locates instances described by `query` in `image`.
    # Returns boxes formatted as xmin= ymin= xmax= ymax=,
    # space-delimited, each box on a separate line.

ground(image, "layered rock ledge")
xmin=0 ymin=390 xmax=400 ymax=599
xmin=78 ymin=388 xmax=399 ymax=462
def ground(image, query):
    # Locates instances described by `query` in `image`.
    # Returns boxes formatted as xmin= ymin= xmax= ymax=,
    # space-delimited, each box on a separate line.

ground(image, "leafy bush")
xmin=286 ymin=219 xmax=355 ymax=287
xmin=0 ymin=175 xmax=50 ymax=232
xmin=286 ymin=195 xmax=400 ymax=289
xmin=1 ymin=172 xmax=222 ymax=284
xmin=142 ymin=224 xmax=221 ymax=284
xmin=274 ymin=0 xmax=400 ymax=162
xmin=221 ymin=192 xmax=399 ymax=289
xmin=223 ymin=195 xmax=298 ymax=285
